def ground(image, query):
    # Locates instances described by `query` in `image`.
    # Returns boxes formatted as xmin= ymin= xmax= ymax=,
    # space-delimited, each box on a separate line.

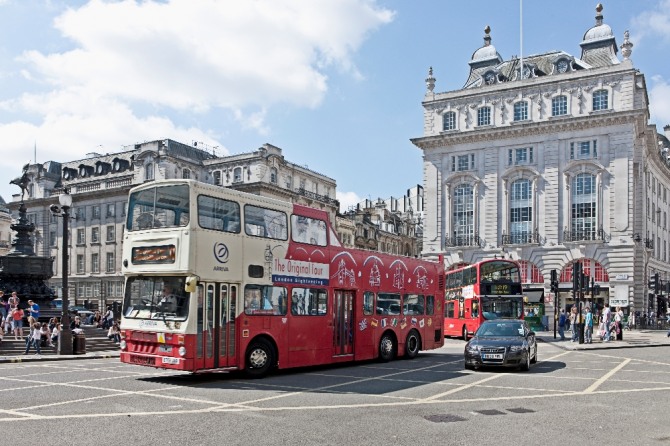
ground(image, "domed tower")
xmin=464 ymin=25 xmax=503 ymax=88
xmin=580 ymin=3 xmax=619 ymax=67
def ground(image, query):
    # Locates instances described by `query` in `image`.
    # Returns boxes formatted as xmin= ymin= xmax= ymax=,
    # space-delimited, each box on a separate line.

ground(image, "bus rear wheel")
xmin=404 ymin=330 xmax=420 ymax=359
xmin=245 ymin=339 xmax=275 ymax=378
xmin=462 ymin=326 xmax=469 ymax=341
xmin=379 ymin=333 xmax=396 ymax=362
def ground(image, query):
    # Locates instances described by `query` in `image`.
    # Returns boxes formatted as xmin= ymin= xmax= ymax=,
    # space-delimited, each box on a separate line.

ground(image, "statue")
xmin=9 ymin=162 xmax=30 ymax=200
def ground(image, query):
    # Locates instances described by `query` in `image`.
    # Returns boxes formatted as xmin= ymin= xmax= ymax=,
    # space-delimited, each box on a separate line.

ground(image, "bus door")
xmin=197 ymin=282 xmax=238 ymax=370
xmin=333 ymin=290 xmax=354 ymax=356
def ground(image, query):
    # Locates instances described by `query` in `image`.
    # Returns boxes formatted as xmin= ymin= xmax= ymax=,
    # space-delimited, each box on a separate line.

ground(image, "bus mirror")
xmin=523 ymin=296 xmax=528 ymax=303
xmin=185 ymin=276 xmax=199 ymax=293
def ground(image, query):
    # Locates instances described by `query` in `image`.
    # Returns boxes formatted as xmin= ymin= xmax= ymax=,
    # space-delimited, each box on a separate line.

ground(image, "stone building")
xmin=6 ymin=139 xmax=337 ymax=309
xmin=0 ymin=200 xmax=10 ymax=255
xmin=411 ymin=5 xmax=668 ymax=317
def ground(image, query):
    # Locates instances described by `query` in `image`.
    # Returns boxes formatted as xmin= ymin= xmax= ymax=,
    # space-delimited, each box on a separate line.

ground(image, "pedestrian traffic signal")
xmin=655 ymin=273 xmax=660 ymax=294
xmin=550 ymin=269 xmax=558 ymax=293
xmin=572 ymin=262 xmax=582 ymax=291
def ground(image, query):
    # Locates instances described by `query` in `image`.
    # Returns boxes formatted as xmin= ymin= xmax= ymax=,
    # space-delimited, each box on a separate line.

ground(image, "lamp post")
xmin=50 ymin=189 xmax=73 ymax=355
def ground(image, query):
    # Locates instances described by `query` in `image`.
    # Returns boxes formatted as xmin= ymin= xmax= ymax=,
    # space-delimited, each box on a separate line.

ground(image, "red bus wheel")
xmin=404 ymin=330 xmax=420 ymax=359
xmin=378 ymin=333 xmax=395 ymax=362
xmin=245 ymin=339 xmax=274 ymax=378
xmin=462 ymin=326 xmax=468 ymax=341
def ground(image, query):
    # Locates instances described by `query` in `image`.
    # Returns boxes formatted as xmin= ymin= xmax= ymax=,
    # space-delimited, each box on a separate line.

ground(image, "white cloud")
xmin=337 ymin=190 xmax=363 ymax=214
xmin=649 ymin=75 xmax=670 ymax=127
xmin=631 ymin=0 xmax=670 ymax=43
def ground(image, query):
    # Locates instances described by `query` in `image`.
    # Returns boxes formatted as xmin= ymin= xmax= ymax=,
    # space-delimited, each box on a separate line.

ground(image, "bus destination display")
xmin=132 ymin=245 xmax=176 ymax=264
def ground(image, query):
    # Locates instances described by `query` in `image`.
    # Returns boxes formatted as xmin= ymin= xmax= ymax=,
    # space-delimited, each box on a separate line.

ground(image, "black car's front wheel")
xmin=530 ymin=345 xmax=538 ymax=364
xmin=520 ymin=350 xmax=531 ymax=371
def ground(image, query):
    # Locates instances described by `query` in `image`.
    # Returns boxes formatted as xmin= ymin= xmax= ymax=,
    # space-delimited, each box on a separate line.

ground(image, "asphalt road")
xmin=1 ymin=339 xmax=669 ymax=445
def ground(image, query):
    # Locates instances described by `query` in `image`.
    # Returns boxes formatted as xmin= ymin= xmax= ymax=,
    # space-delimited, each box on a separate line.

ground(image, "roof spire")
xmin=425 ymin=66 xmax=436 ymax=92
xmin=595 ymin=3 xmax=603 ymax=26
xmin=483 ymin=25 xmax=491 ymax=46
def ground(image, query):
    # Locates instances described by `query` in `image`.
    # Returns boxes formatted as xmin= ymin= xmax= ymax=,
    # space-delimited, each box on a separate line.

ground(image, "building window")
xmin=453 ymin=184 xmax=474 ymax=241
xmin=513 ymin=101 xmax=528 ymax=121
xmin=106 ymin=203 xmax=115 ymax=218
xmin=233 ymin=167 xmax=242 ymax=182
xmin=92 ymin=205 xmax=101 ymax=220
xmin=270 ymin=167 xmax=278 ymax=184
xmin=652 ymin=204 xmax=656 ymax=223
xmin=286 ymin=175 xmax=292 ymax=189
xmin=552 ymin=95 xmax=567 ymax=116
xmin=452 ymin=154 xmax=475 ymax=172
xmin=91 ymin=227 xmax=100 ymax=244
xmin=213 ymin=170 xmax=222 ymax=186
xmin=182 ymin=168 xmax=191 ymax=179
xmin=571 ymin=173 xmax=597 ymax=240
xmin=508 ymin=147 xmax=533 ymax=166
xmin=570 ymin=141 xmax=597 ymax=160
xmin=593 ymin=89 xmax=608 ymax=111
xmin=477 ymin=107 xmax=491 ymax=126
xmin=443 ymin=111 xmax=456 ymax=131
xmin=509 ymin=179 xmax=532 ymax=243
xmin=75 ymin=208 xmax=85 ymax=221
xmin=91 ymin=253 xmax=99 ymax=274
xmin=145 ymin=163 xmax=154 ymax=180
xmin=49 ymin=230 xmax=57 ymax=247
xmin=77 ymin=254 xmax=85 ymax=274
xmin=106 ymin=225 xmax=115 ymax=242
xmin=76 ymin=228 xmax=85 ymax=245
xmin=106 ymin=252 xmax=115 ymax=273
xmin=300 ymin=178 xmax=306 ymax=190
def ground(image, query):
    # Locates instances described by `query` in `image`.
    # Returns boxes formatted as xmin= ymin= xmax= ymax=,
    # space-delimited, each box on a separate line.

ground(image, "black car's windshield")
xmin=476 ymin=322 xmax=525 ymax=337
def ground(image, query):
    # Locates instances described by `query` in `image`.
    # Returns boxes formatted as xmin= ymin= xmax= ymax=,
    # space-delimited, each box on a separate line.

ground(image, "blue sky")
xmin=1 ymin=0 xmax=669 ymax=211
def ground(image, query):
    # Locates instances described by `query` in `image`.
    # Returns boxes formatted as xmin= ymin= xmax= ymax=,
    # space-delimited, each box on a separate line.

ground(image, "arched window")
xmin=145 ymin=163 xmax=154 ymax=181
xmin=510 ymin=179 xmax=532 ymax=243
xmin=513 ymin=101 xmax=528 ymax=121
xmin=518 ymin=260 xmax=542 ymax=284
xmin=572 ymin=173 xmax=596 ymax=240
xmin=443 ymin=111 xmax=456 ymax=131
xmin=233 ymin=167 xmax=242 ymax=182
xmin=593 ymin=89 xmax=608 ymax=111
xmin=453 ymin=184 xmax=474 ymax=242
xmin=552 ymin=95 xmax=567 ymax=116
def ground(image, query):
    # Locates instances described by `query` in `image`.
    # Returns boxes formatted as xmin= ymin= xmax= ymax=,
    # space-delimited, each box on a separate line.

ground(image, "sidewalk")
xmin=537 ymin=328 xmax=670 ymax=350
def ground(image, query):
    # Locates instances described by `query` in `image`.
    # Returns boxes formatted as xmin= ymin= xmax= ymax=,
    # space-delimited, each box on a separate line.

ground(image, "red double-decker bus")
xmin=443 ymin=259 xmax=524 ymax=339
xmin=119 ymin=179 xmax=445 ymax=377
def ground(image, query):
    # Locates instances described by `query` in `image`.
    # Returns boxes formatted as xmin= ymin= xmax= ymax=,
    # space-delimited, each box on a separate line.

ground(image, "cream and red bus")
xmin=119 ymin=179 xmax=445 ymax=377
xmin=443 ymin=259 xmax=524 ymax=340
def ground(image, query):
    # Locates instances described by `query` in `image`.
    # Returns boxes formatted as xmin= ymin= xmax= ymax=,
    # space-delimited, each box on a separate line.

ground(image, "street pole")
xmin=58 ymin=191 xmax=73 ymax=355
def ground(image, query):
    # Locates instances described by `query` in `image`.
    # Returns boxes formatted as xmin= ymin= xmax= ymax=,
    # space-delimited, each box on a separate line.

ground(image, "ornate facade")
xmin=412 ymin=5 xmax=668 ymax=317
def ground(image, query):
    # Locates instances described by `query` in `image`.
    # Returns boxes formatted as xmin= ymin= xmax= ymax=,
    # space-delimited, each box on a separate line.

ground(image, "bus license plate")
xmin=161 ymin=357 xmax=179 ymax=365
xmin=482 ymin=353 xmax=503 ymax=359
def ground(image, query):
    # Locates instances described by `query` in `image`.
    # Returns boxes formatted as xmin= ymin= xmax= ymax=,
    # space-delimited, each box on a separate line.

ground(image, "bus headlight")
xmin=178 ymin=346 xmax=187 ymax=357
xmin=119 ymin=340 xmax=127 ymax=350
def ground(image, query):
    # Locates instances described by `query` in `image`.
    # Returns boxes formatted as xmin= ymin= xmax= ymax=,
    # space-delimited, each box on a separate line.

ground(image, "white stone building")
xmin=412 ymin=5 xmax=669 ymax=318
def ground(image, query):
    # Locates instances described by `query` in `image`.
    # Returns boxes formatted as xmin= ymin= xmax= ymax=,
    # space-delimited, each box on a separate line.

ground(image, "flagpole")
xmin=519 ymin=0 xmax=523 ymax=81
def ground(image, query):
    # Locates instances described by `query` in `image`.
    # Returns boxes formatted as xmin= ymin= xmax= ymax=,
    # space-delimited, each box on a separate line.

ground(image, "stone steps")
xmin=0 ymin=325 xmax=119 ymax=356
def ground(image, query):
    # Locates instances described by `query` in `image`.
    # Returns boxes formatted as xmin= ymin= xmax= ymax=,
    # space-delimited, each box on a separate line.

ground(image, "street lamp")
xmin=50 ymin=189 xmax=73 ymax=355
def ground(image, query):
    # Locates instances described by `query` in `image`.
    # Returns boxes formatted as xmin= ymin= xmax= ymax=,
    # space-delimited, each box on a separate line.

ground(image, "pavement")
xmin=537 ymin=327 xmax=670 ymax=350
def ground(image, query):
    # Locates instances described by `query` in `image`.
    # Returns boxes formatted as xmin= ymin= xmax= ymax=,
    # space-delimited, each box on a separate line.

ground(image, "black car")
xmin=464 ymin=319 xmax=537 ymax=371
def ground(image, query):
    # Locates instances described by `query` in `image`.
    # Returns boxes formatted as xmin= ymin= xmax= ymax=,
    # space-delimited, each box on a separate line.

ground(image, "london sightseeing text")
xmin=119 ymin=180 xmax=445 ymax=376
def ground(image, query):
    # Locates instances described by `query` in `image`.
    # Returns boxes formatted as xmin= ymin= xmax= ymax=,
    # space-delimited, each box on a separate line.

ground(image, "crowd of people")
xmin=0 ymin=291 xmax=122 ymax=355
xmin=557 ymin=304 xmax=628 ymax=343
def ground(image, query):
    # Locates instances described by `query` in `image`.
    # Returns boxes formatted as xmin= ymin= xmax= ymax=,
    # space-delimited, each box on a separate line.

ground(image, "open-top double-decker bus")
xmin=119 ymin=180 xmax=445 ymax=377
xmin=443 ymin=259 xmax=524 ymax=339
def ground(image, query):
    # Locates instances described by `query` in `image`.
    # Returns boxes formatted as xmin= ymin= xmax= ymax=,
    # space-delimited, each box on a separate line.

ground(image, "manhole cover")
xmin=475 ymin=409 xmax=506 ymax=416
xmin=506 ymin=407 xmax=535 ymax=414
xmin=424 ymin=414 xmax=467 ymax=423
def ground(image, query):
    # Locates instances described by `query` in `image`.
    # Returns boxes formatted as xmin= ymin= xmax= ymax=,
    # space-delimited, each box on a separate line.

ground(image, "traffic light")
xmin=550 ymin=269 xmax=558 ymax=293
xmin=572 ymin=262 xmax=582 ymax=291
xmin=655 ymin=273 xmax=660 ymax=294
xmin=581 ymin=273 xmax=589 ymax=291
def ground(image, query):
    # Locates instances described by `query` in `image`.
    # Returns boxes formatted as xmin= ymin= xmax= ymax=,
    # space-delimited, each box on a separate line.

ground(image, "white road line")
xmin=584 ymin=358 xmax=631 ymax=393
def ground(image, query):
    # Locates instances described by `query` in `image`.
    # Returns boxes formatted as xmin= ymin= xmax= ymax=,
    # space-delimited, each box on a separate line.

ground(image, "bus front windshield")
xmin=127 ymin=184 xmax=190 ymax=231
xmin=479 ymin=261 xmax=521 ymax=283
xmin=123 ymin=277 xmax=189 ymax=321
xmin=481 ymin=295 xmax=524 ymax=320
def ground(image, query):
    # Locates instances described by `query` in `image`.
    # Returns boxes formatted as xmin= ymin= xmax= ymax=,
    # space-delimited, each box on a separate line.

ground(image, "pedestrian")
xmin=27 ymin=300 xmax=40 ymax=321
xmin=0 ymin=291 xmax=6 ymax=321
xmin=584 ymin=306 xmax=593 ymax=344
xmin=24 ymin=321 xmax=42 ymax=356
xmin=558 ymin=309 xmax=567 ymax=341
xmin=40 ymin=322 xmax=52 ymax=347
xmin=11 ymin=306 xmax=24 ymax=340
xmin=107 ymin=321 xmax=121 ymax=344
xmin=51 ymin=322 xmax=61 ymax=346
xmin=2 ymin=313 xmax=11 ymax=335
xmin=602 ymin=305 xmax=612 ymax=342
xmin=8 ymin=291 xmax=19 ymax=310
xmin=614 ymin=306 xmax=624 ymax=341
xmin=102 ymin=306 xmax=114 ymax=329
xmin=570 ymin=306 xmax=579 ymax=342
xmin=70 ymin=315 xmax=81 ymax=330
xmin=627 ymin=311 xmax=635 ymax=330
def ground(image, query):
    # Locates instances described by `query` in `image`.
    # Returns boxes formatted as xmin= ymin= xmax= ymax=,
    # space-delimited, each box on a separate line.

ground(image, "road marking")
xmin=584 ymin=358 xmax=631 ymax=393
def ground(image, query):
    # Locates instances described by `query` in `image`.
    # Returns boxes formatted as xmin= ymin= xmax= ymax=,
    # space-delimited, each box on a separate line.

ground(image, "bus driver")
xmin=159 ymin=284 xmax=178 ymax=313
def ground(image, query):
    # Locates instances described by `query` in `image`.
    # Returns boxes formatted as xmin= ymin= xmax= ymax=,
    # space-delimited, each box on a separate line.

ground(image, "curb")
xmin=0 ymin=352 xmax=121 ymax=364
xmin=537 ymin=338 xmax=669 ymax=351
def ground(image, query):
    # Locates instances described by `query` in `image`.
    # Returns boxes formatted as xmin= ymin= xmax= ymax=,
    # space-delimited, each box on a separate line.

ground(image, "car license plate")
xmin=161 ymin=357 xmax=179 ymax=365
xmin=482 ymin=353 xmax=503 ymax=359
xmin=158 ymin=345 xmax=172 ymax=353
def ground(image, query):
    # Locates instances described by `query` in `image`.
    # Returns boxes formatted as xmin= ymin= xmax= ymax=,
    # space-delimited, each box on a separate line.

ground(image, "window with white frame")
xmin=452 ymin=154 xmax=475 ymax=172
xmin=92 ymin=205 xmax=100 ymax=219
xmin=106 ymin=203 xmax=115 ymax=218
xmin=508 ymin=147 xmax=533 ymax=165
xmin=213 ymin=170 xmax=222 ymax=186
xmin=552 ymin=95 xmax=567 ymax=116
xmin=443 ymin=111 xmax=456 ymax=131
xmin=453 ymin=184 xmax=474 ymax=242
xmin=509 ymin=179 xmax=532 ymax=243
xmin=91 ymin=227 xmax=100 ymax=244
xmin=182 ymin=168 xmax=191 ymax=179
xmin=233 ymin=167 xmax=242 ymax=182
xmin=145 ymin=163 xmax=154 ymax=180
xmin=286 ymin=175 xmax=292 ymax=189
xmin=77 ymin=254 xmax=85 ymax=274
xmin=477 ymin=107 xmax=491 ymax=126
xmin=106 ymin=252 xmax=115 ymax=273
xmin=106 ymin=225 xmax=115 ymax=242
xmin=76 ymin=228 xmax=85 ymax=245
xmin=593 ymin=89 xmax=608 ymax=111
xmin=513 ymin=101 xmax=528 ymax=121
xmin=570 ymin=141 xmax=597 ymax=160
xmin=270 ymin=167 xmax=278 ymax=184
xmin=91 ymin=253 xmax=99 ymax=273
xmin=571 ymin=173 xmax=597 ymax=239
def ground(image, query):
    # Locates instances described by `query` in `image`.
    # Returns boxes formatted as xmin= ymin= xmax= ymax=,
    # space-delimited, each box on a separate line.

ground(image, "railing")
xmin=501 ymin=229 xmax=540 ymax=245
xmin=445 ymin=233 xmax=483 ymax=248
xmin=563 ymin=227 xmax=610 ymax=243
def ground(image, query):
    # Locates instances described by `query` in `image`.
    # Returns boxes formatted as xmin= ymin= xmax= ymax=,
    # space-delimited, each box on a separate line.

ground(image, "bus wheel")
xmin=404 ymin=330 xmax=420 ymax=359
xmin=379 ymin=333 xmax=395 ymax=362
xmin=462 ymin=326 xmax=468 ymax=341
xmin=245 ymin=339 xmax=274 ymax=378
